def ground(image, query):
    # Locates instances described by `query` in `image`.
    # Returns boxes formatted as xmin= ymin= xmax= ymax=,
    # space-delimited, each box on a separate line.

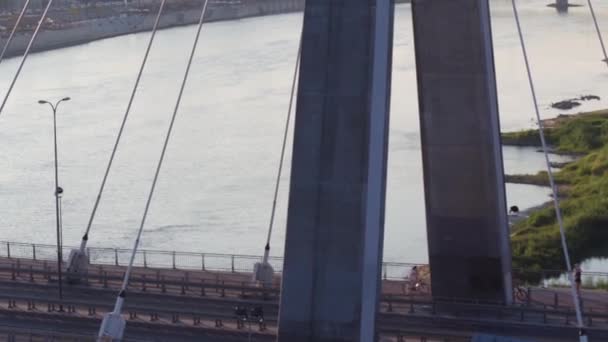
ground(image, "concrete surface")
xmin=411 ymin=0 xmax=512 ymax=303
xmin=278 ymin=0 xmax=394 ymax=341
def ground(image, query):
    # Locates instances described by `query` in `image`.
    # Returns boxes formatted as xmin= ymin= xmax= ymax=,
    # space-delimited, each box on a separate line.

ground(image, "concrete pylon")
xmin=556 ymin=0 xmax=569 ymax=13
xmin=411 ymin=0 xmax=513 ymax=304
xmin=277 ymin=0 xmax=394 ymax=341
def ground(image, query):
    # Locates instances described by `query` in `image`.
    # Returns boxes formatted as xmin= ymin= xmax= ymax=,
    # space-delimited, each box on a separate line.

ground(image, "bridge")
xmin=0 ymin=241 xmax=606 ymax=341
xmin=0 ymin=0 xmax=607 ymax=341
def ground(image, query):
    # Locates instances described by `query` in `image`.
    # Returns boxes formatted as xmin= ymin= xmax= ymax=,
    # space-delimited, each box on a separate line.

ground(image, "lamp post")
xmin=38 ymin=97 xmax=70 ymax=310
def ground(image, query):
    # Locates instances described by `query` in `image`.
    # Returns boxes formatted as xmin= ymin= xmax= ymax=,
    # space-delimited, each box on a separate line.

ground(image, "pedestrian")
xmin=574 ymin=263 xmax=582 ymax=294
xmin=408 ymin=266 xmax=418 ymax=291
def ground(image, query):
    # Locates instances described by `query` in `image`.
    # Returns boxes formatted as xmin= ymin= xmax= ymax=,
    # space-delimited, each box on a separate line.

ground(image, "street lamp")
xmin=38 ymin=97 xmax=70 ymax=311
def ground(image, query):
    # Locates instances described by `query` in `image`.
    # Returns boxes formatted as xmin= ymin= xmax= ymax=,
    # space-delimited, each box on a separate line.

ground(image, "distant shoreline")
xmin=0 ymin=0 xmax=411 ymax=59
xmin=0 ymin=1 xmax=304 ymax=59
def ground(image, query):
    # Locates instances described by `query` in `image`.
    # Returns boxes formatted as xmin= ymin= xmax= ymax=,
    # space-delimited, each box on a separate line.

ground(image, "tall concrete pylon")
xmin=556 ymin=0 xmax=569 ymax=12
xmin=411 ymin=0 xmax=513 ymax=304
xmin=277 ymin=0 xmax=394 ymax=341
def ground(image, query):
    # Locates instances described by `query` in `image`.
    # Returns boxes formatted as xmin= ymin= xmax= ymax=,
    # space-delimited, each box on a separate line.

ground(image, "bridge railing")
xmin=0 ymin=240 xmax=286 ymax=275
xmin=0 ymin=241 xmax=421 ymax=280
xmin=3 ymin=241 xmax=604 ymax=287
xmin=513 ymin=267 xmax=608 ymax=290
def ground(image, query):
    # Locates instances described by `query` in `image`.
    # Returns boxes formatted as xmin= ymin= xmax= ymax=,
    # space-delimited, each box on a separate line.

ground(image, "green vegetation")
xmin=502 ymin=109 xmax=608 ymax=153
xmin=504 ymin=173 xmax=550 ymax=186
xmin=502 ymin=129 xmax=544 ymax=147
xmin=505 ymin=109 xmax=608 ymax=278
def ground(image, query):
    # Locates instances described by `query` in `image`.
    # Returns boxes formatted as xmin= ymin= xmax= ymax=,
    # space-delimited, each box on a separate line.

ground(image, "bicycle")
xmin=407 ymin=280 xmax=430 ymax=296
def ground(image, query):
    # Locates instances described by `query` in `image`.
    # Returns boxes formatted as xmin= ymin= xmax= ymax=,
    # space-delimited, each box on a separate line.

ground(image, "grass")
xmin=505 ymin=110 xmax=608 ymax=277
xmin=502 ymin=129 xmax=544 ymax=147
xmin=502 ymin=109 xmax=608 ymax=153
xmin=504 ymin=172 xmax=550 ymax=186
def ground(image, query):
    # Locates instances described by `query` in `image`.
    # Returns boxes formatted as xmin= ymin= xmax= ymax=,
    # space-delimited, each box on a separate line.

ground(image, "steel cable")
xmin=586 ymin=0 xmax=608 ymax=66
xmin=0 ymin=0 xmax=32 ymax=66
xmin=510 ymin=0 xmax=586 ymax=335
xmin=0 ymin=0 xmax=54 ymax=118
xmin=77 ymin=0 xmax=168 ymax=251
xmin=117 ymin=0 xmax=210 ymax=300
xmin=262 ymin=33 xmax=302 ymax=261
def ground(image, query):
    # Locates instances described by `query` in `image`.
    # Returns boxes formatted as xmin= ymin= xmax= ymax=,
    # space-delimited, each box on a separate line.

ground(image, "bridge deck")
xmin=0 ymin=256 xmax=606 ymax=341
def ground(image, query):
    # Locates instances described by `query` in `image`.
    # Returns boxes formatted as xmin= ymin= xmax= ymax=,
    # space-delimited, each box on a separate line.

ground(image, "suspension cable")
xmin=511 ymin=0 xmax=585 ymax=332
xmin=262 ymin=34 xmax=302 ymax=258
xmin=78 ymin=0 xmax=167 ymax=250
xmin=0 ymin=0 xmax=54 ymax=118
xmin=0 ymin=0 xmax=32 ymax=66
xmin=586 ymin=0 xmax=608 ymax=66
xmin=116 ymin=0 xmax=210 ymax=302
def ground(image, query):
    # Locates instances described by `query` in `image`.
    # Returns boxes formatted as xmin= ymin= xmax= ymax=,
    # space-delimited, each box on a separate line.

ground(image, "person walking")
xmin=408 ymin=266 xmax=418 ymax=292
xmin=574 ymin=263 xmax=582 ymax=294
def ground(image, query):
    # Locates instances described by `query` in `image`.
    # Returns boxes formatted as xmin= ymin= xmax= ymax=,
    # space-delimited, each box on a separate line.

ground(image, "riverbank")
xmin=503 ymin=109 xmax=608 ymax=277
xmin=0 ymin=0 xmax=411 ymax=59
xmin=0 ymin=0 xmax=305 ymax=58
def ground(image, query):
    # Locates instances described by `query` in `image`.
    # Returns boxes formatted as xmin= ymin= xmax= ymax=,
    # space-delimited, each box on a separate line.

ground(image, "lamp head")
xmin=61 ymin=97 xmax=71 ymax=102
xmin=38 ymin=100 xmax=48 ymax=105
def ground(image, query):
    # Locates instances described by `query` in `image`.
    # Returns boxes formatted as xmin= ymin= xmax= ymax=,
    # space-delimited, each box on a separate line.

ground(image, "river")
xmin=0 ymin=1 xmax=607 ymax=268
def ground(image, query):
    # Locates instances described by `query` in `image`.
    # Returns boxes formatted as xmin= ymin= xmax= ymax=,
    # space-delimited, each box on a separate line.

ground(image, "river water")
xmin=0 ymin=1 xmax=606 ymax=267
